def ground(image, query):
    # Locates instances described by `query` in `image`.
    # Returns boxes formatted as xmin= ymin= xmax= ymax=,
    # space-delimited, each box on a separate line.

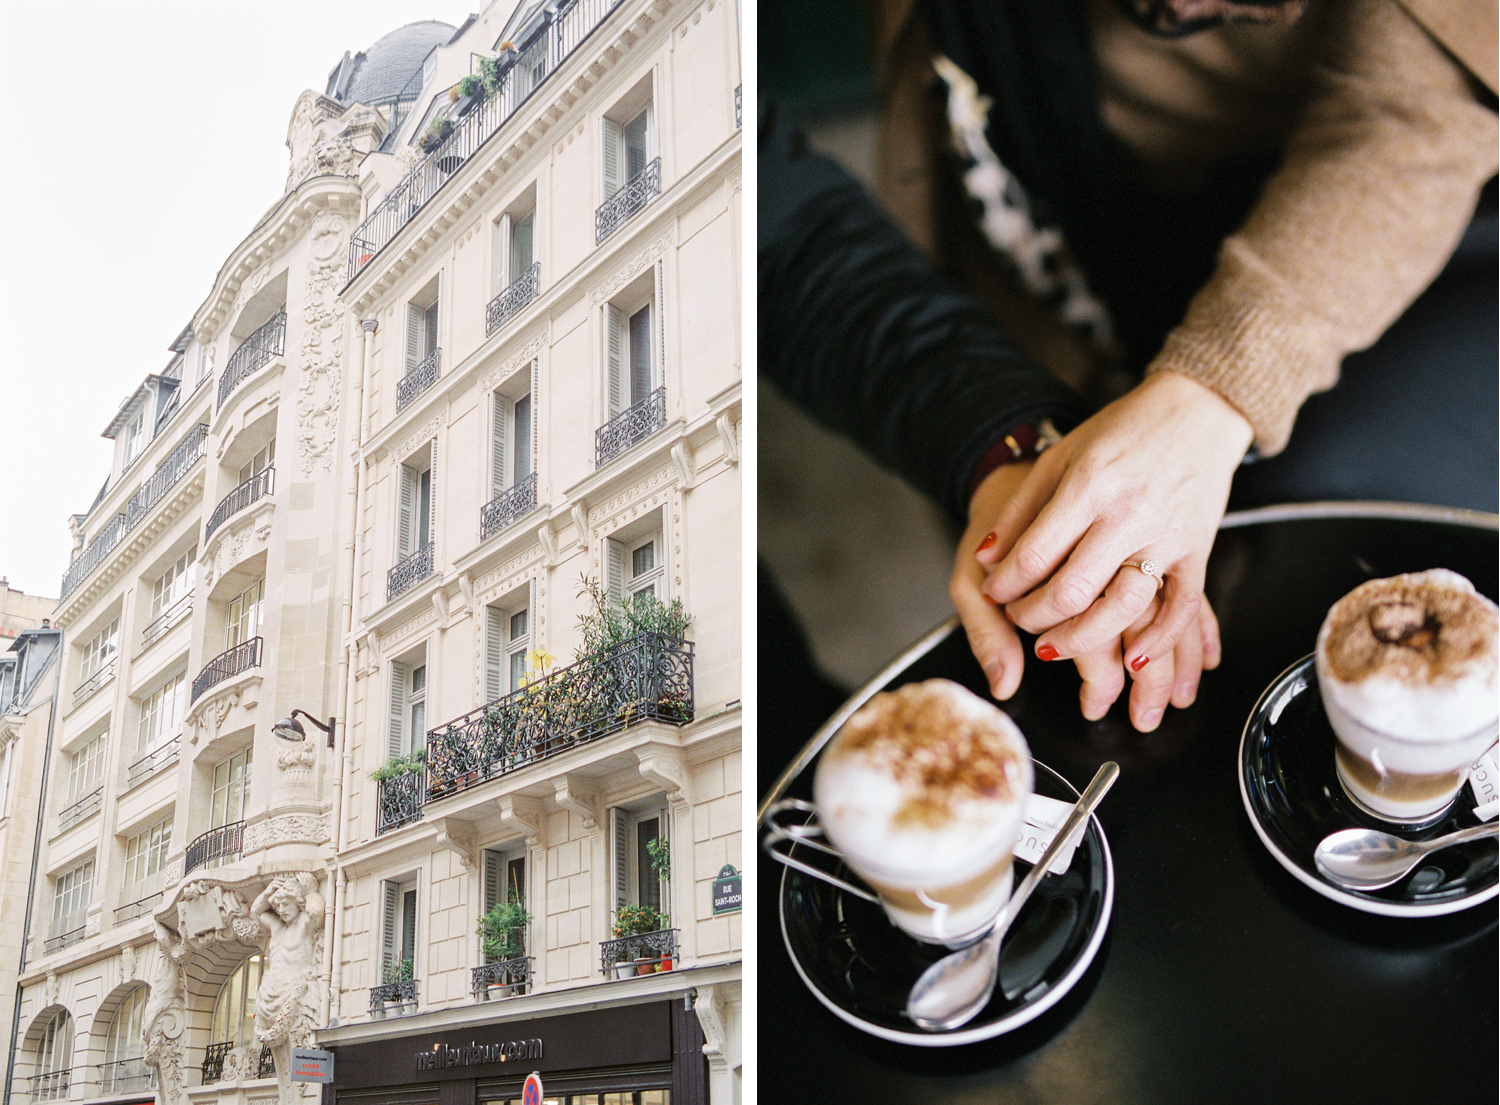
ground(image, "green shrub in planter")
xmin=478 ymin=898 xmax=532 ymax=962
xmin=369 ymin=747 xmax=425 ymax=782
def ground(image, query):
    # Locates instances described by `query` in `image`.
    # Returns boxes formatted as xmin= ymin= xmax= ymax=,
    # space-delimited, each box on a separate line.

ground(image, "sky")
xmin=0 ymin=0 xmax=492 ymax=598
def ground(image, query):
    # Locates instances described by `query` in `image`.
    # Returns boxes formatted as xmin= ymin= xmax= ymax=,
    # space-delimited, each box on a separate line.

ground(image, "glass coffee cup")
xmin=1316 ymin=569 xmax=1499 ymax=826
xmin=811 ymin=679 xmax=1033 ymax=946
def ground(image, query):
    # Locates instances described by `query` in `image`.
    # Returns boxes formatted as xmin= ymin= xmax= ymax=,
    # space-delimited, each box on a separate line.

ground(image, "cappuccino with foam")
xmin=1316 ymin=569 xmax=1498 ymax=824
xmin=813 ymin=679 xmax=1033 ymax=945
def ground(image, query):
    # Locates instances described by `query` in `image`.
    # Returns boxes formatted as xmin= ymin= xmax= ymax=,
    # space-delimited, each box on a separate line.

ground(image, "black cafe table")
xmin=758 ymin=504 xmax=1498 ymax=1105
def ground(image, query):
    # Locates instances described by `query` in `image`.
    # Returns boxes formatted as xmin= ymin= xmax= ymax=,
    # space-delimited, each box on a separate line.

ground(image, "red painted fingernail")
xmin=1129 ymin=655 xmax=1149 ymax=672
xmin=1037 ymin=644 xmax=1060 ymax=662
xmin=976 ymin=532 xmax=997 ymax=554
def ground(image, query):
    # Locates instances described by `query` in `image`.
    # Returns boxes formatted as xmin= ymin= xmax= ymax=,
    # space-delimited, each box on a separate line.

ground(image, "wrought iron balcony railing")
xmin=218 ymin=311 xmax=286 ymax=408
xmin=370 ymin=978 xmax=419 ymax=1018
xmin=59 ymin=423 xmax=208 ymax=601
xmin=191 ymin=638 xmax=262 ymax=702
xmin=184 ymin=820 xmax=245 ymax=875
xmin=600 ymin=927 xmax=679 ymax=978
xmin=100 ymin=1057 xmax=155 ymax=1096
xmin=72 ymin=658 xmax=117 ymax=706
xmin=127 ymin=735 xmax=181 ymax=789
xmin=480 ymin=472 xmax=537 ymax=540
xmin=595 ymin=157 xmax=662 ymax=245
xmin=425 ymin=631 xmax=693 ymax=802
xmin=58 ymin=786 xmax=102 ymax=831
xmin=472 ymin=956 xmax=533 ymax=999
xmin=201 ymin=1043 xmax=274 ymax=1085
xmin=396 ymin=348 xmax=441 ymax=412
xmin=347 ymin=0 xmax=626 ymax=283
xmin=376 ymin=771 xmax=425 ymax=836
xmin=386 ymin=543 xmax=434 ymax=602
xmin=28 ymin=1070 xmax=71 ymax=1101
xmin=205 ymin=466 xmax=274 ymax=542
xmin=595 ymin=386 xmax=666 ymax=467
xmin=486 ymin=263 xmax=541 ymax=336
xmin=44 ymin=921 xmax=87 ymax=955
xmin=141 ymin=592 xmax=193 ymax=648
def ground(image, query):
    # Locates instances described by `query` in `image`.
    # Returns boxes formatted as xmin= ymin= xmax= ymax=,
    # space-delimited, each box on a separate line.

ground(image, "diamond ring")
xmin=1122 ymin=559 xmax=1164 ymax=590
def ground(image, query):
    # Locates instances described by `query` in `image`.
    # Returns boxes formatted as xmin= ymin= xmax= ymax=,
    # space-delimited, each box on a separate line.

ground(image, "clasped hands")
xmin=950 ymin=371 xmax=1254 ymax=731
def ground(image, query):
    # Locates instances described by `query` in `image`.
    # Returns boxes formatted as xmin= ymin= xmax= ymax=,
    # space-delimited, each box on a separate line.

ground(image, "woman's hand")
xmin=976 ymin=370 xmax=1251 ymax=670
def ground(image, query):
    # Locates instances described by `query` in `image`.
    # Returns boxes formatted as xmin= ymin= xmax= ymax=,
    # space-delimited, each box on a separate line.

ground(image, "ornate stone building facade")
xmin=7 ymin=3 xmax=740 ymax=1105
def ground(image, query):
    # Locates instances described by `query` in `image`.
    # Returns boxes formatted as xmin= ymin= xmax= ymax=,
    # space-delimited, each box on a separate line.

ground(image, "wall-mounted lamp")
xmin=272 ymin=709 xmax=337 ymax=749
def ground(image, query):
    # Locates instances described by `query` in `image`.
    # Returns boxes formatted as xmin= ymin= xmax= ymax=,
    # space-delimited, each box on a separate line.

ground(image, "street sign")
xmin=522 ymin=1071 xmax=544 ymax=1105
xmin=712 ymin=864 xmax=741 ymax=915
xmin=290 ymin=1048 xmax=334 ymax=1083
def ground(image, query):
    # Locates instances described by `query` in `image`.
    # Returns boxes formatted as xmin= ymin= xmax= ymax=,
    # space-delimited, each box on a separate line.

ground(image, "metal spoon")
xmin=1313 ymin=821 xmax=1498 ymax=892
xmin=906 ymin=761 xmax=1119 ymax=1032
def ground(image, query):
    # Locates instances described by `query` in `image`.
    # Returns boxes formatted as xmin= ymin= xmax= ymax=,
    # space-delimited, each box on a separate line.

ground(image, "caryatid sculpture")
xmin=251 ymin=873 xmax=326 ymax=1104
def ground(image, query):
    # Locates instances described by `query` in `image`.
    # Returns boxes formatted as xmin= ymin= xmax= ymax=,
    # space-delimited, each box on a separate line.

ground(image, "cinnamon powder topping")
xmin=828 ymin=680 xmax=1022 ymax=828
xmin=1324 ymin=573 xmax=1497 ymax=685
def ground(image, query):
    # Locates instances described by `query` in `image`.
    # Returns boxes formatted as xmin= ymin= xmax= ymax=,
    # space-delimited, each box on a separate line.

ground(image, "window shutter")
xmin=629 ymin=304 xmax=652 ymax=406
xmin=606 ymin=305 xmax=625 ymax=417
xmin=606 ymin=539 xmax=626 ymax=608
xmin=483 ymin=849 xmax=502 ymax=914
xmin=654 ymin=260 xmax=666 ymax=385
xmin=484 ymin=607 xmax=505 ymax=704
xmin=513 ymin=212 xmax=534 ymax=276
xmin=388 ymin=662 xmax=409 ymax=758
xmin=491 ymin=392 xmax=509 ymax=496
xmin=381 ymin=882 xmax=399 ymax=972
xmin=497 ymin=214 xmax=512 ymax=290
xmin=397 ymin=466 xmax=415 ymax=557
xmin=405 ymin=303 xmax=422 ymax=371
xmin=400 ymin=887 xmax=418 ymax=966
xmin=423 ymin=301 xmax=439 ymax=358
xmin=612 ymin=808 xmax=631 ymax=912
xmin=601 ymin=118 xmax=623 ymax=199
xmin=529 ymin=363 xmax=539 ymax=474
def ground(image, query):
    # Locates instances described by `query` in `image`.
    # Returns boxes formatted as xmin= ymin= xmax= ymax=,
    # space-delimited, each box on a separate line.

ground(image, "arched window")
xmin=33 ymin=1010 xmax=73 ymax=1101
xmin=102 ymin=987 xmax=152 ymax=1094
xmin=203 ymin=955 xmax=264 ymax=1084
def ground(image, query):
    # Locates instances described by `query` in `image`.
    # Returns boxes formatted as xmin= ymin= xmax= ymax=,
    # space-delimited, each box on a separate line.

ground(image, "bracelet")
xmin=966 ymin=418 xmax=1061 ymax=501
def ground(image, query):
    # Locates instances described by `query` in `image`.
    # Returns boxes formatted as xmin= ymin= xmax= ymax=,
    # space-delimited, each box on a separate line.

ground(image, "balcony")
xmin=369 ymin=978 xmax=419 ymax=1018
xmin=346 ymin=0 xmax=627 ymax=283
xmin=127 ymin=736 xmax=181 ymax=789
xmin=141 ymin=593 xmax=193 ymax=648
xmin=100 ymin=1058 xmax=155 ymax=1096
xmin=114 ymin=880 xmax=165 ymax=925
xmin=485 ymin=263 xmax=541 ymax=336
xmin=595 ymin=386 xmax=666 ymax=467
xmin=44 ymin=919 xmax=87 ymax=955
xmin=59 ymin=423 xmax=208 ymax=601
xmin=375 ymin=771 xmax=424 ymax=836
xmin=27 ymin=1070 xmax=71 ymax=1102
xmin=595 ymin=157 xmax=662 ymax=246
xmin=471 ymin=956 xmax=532 ymax=1000
xmin=201 ymin=1043 xmax=274 ymax=1085
xmin=480 ymin=472 xmax=537 ymax=541
xmin=191 ymin=638 xmax=262 ymax=702
xmin=424 ymin=631 xmax=693 ymax=802
xmin=184 ymin=820 xmax=244 ymax=875
xmin=57 ymin=787 xmax=102 ymax=832
xmin=205 ymin=466 xmax=274 ymax=542
xmin=396 ymin=348 xmax=441 ymax=412
xmin=600 ymin=927 xmax=679 ymax=979
xmin=386 ymin=543 xmax=434 ymax=602
xmin=72 ymin=658 xmax=117 ymax=707
xmin=218 ymin=311 xmax=286 ymax=409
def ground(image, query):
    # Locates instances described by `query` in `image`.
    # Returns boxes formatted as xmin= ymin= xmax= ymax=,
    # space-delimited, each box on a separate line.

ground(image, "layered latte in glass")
xmin=1316 ymin=569 xmax=1499 ymax=825
xmin=813 ymin=679 xmax=1033 ymax=946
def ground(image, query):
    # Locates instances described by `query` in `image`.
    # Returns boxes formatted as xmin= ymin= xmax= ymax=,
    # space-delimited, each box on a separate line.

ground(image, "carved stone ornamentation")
xmin=251 ymin=873 xmax=327 ymax=1105
xmin=142 ymin=924 xmax=188 ymax=1105
xmin=298 ymin=210 xmax=348 ymax=475
xmin=243 ymin=814 xmax=330 ymax=853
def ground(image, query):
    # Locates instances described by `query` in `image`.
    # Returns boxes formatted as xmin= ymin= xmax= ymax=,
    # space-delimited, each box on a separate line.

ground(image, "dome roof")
xmin=327 ymin=21 xmax=457 ymax=107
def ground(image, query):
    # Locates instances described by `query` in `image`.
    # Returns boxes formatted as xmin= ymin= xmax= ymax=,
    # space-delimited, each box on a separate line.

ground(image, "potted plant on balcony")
xmin=382 ymin=957 xmax=414 ymax=986
xmin=419 ymin=116 xmax=454 ymax=153
xmin=612 ymin=904 xmax=670 ymax=975
xmin=369 ymin=747 xmax=425 ymax=782
xmin=477 ymin=897 xmax=532 ymax=995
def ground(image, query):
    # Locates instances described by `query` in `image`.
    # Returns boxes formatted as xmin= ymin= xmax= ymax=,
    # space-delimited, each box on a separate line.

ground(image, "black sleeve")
xmin=757 ymin=96 xmax=1088 ymax=520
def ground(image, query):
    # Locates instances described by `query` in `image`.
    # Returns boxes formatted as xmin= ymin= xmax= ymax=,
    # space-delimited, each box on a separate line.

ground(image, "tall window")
xmin=226 ymin=579 xmax=264 ymax=648
xmin=32 ymin=1010 xmax=73 ymax=1101
xmin=79 ymin=618 xmax=119 ymax=683
xmin=602 ymin=102 xmax=654 ymax=199
xmin=122 ymin=817 xmax=173 ymax=898
xmin=491 ymin=388 xmax=534 ymax=499
xmin=149 ymin=546 xmax=196 ymax=630
xmin=606 ymin=524 xmax=665 ymax=607
xmin=381 ymin=879 xmax=419 ymax=982
xmin=51 ymin=860 xmax=94 ymax=938
xmin=102 ymin=987 xmax=151 ymax=1094
xmin=210 ymin=749 xmax=252 ymax=829
xmin=612 ymin=805 xmax=668 ymax=918
xmin=137 ymin=673 xmax=186 ymax=759
xmin=397 ymin=453 xmax=433 ymax=558
xmin=405 ymin=293 xmax=439 ymax=373
xmin=484 ymin=598 xmax=530 ymax=703
xmin=482 ymin=849 xmax=527 ymax=959
xmin=506 ymin=210 xmax=534 ymax=286
xmin=122 ymin=410 xmax=147 ymax=469
xmin=67 ymin=734 xmax=106 ymax=803
xmin=238 ymin=438 xmax=275 ymax=486
xmin=605 ymin=301 xmax=657 ymax=419
xmin=209 ymin=955 xmax=263 ymax=1049
xmin=387 ymin=660 xmax=427 ymax=756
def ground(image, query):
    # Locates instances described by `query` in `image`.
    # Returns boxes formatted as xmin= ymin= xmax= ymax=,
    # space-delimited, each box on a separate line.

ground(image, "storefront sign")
xmin=291 ymin=1049 xmax=334 ymax=1083
xmin=416 ymin=1038 xmax=543 ymax=1071
xmin=712 ymin=865 xmax=741 ymax=914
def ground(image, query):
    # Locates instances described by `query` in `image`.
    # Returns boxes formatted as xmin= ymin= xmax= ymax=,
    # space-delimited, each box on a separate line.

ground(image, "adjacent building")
xmin=7 ymin=3 xmax=741 ymax=1105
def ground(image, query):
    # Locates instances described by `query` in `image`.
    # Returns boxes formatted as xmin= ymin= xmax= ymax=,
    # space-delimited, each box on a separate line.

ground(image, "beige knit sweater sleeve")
xmin=1146 ymin=0 xmax=1499 ymax=456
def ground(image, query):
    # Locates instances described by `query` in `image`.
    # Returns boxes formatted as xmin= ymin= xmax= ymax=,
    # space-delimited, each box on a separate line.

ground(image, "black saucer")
xmin=1239 ymin=654 xmax=1498 ymax=916
xmin=777 ymin=761 xmax=1114 ymax=1046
